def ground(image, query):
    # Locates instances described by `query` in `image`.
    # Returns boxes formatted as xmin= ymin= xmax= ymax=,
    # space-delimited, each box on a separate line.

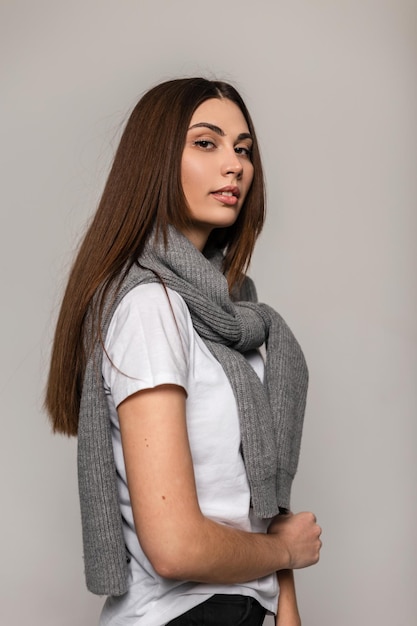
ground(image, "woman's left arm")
xmin=276 ymin=569 xmax=301 ymax=626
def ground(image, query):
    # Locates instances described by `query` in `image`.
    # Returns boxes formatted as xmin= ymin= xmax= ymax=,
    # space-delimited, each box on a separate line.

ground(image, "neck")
xmin=178 ymin=226 xmax=211 ymax=252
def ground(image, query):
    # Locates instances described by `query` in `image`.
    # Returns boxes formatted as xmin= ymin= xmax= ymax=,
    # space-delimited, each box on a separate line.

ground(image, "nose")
xmin=221 ymin=148 xmax=243 ymax=179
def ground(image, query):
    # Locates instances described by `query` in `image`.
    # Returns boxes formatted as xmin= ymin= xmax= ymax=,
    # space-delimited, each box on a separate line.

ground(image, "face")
xmin=180 ymin=98 xmax=254 ymax=250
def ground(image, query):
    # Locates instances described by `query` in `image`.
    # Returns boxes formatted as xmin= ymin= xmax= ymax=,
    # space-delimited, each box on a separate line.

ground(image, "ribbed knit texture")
xmin=77 ymin=226 xmax=308 ymax=596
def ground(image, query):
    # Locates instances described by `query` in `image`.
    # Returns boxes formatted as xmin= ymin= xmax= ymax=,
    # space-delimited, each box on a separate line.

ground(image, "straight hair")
xmin=45 ymin=77 xmax=266 ymax=435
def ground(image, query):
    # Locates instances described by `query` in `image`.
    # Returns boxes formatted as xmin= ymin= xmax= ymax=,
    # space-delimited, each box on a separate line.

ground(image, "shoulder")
xmin=110 ymin=283 xmax=191 ymax=333
xmin=105 ymin=283 xmax=194 ymax=361
xmin=118 ymin=282 xmax=188 ymax=313
xmin=103 ymin=283 xmax=193 ymax=400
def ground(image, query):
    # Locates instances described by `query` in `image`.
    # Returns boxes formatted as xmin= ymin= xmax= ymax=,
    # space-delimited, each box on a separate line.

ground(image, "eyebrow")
xmin=188 ymin=122 xmax=252 ymax=142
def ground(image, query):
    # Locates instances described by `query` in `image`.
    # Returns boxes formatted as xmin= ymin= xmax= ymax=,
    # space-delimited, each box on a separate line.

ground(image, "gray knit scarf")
xmin=77 ymin=226 xmax=308 ymax=596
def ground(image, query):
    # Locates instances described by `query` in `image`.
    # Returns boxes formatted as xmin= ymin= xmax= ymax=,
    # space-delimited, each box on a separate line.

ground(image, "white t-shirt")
xmin=99 ymin=283 xmax=278 ymax=626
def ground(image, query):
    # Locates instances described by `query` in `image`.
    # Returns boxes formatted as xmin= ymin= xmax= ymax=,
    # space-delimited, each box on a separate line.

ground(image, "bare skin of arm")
xmin=118 ymin=384 xmax=322 ymax=583
xmin=275 ymin=570 xmax=301 ymax=626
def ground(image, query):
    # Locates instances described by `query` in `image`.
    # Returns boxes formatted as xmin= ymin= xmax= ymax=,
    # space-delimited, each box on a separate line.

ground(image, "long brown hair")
xmin=45 ymin=77 xmax=265 ymax=436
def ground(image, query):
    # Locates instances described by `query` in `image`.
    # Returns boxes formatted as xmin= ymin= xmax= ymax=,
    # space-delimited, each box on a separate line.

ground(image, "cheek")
xmin=242 ymin=164 xmax=255 ymax=195
xmin=181 ymin=155 xmax=208 ymax=199
xmin=181 ymin=156 xmax=207 ymax=181
xmin=181 ymin=156 xmax=198 ymax=189
xmin=247 ymin=162 xmax=255 ymax=183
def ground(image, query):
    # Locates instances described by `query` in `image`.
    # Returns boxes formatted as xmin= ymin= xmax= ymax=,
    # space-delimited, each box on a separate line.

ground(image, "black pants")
xmin=166 ymin=594 xmax=266 ymax=625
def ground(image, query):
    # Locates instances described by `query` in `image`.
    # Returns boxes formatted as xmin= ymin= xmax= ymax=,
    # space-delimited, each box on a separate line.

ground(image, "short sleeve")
xmin=103 ymin=283 xmax=191 ymax=408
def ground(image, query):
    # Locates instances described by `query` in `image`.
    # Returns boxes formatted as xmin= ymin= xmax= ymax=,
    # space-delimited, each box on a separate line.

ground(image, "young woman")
xmin=45 ymin=78 xmax=322 ymax=626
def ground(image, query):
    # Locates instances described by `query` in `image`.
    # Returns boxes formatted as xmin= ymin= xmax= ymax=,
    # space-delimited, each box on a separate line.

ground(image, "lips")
xmin=210 ymin=186 xmax=240 ymax=206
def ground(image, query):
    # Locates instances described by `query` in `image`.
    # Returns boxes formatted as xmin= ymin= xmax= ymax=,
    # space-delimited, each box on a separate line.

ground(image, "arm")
xmin=118 ymin=384 xmax=321 ymax=583
xmin=275 ymin=570 xmax=301 ymax=626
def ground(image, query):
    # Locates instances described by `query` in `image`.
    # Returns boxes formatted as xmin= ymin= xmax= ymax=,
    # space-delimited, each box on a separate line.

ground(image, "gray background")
xmin=1 ymin=1 xmax=416 ymax=624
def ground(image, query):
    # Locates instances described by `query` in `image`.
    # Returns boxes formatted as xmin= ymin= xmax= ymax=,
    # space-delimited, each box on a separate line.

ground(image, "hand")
xmin=268 ymin=512 xmax=322 ymax=570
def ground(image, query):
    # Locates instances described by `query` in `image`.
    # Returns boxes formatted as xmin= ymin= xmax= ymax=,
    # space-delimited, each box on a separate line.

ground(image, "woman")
xmin=45 ymin=77 xmax=321 ymax=625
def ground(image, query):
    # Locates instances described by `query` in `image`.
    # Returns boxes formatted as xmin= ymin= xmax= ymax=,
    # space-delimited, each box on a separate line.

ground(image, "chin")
xmin=209 ymin=210 xmax=241 ymax=230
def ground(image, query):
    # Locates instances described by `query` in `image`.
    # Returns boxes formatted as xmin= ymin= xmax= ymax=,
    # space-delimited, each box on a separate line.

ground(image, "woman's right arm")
xmin=118 ymin=383 xmax=321 ymax=583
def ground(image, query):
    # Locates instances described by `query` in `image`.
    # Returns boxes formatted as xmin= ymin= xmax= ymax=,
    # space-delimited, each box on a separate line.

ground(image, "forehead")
xmin=189 ymin=98 xmax=249 ymax=133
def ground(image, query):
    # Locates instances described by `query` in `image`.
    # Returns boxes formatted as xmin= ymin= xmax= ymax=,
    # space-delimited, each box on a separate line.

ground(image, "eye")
xmin=193 ymin=139 xmax=216 ymax=150
xmin=235 ymin=145 xmax=252 ymax=158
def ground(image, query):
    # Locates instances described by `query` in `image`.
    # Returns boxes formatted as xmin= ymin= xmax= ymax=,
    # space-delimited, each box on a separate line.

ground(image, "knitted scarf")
xmin=77 ymin=226 xmax=308 ymax=596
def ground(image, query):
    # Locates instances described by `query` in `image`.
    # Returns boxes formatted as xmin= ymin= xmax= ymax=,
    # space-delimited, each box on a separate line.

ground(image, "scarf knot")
xmin=234 ymin=302 xmax=269 ymax=352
